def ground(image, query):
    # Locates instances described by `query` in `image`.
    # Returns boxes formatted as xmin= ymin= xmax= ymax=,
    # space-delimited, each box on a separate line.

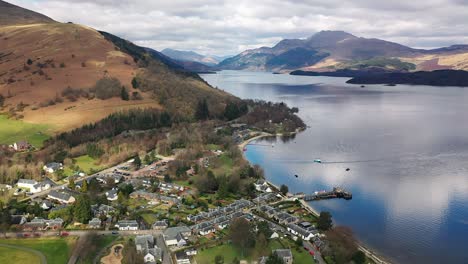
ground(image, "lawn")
xmin=0 ymin=245 xmax=42 ymax=263
xmin=211 ymin=154 xmax=235 ymax=176
xmin=141 ymin=213 xmax=158 ymax=225
xmin=196 ymin=243 xmax=249 ymax=263
xmin=0 ymin=237 xmax=76 ymax=264
xmin=0 ymin=115 xmax=51 ymax=148
xmin=74 ymin=155 xmax=103 ymax=174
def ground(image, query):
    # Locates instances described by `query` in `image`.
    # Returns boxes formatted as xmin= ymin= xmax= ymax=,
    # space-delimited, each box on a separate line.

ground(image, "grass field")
xmin=141 ymin=213 xmax=158 ymax=225
xmin=196 ymin=238 xmax=315 ymax=264
xmin=0 ymin=245 xmax=42 ymax=263
xmin=0 ymin=115 xmax=51 ymax=148
xmin=0 ymin=237 xmax=76 ymax=264
xmin=74 ymin=155 xmax=103 ymax=174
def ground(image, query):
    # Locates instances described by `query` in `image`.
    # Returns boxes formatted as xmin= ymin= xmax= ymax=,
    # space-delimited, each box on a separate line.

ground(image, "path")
xmin=0 ymin=243 xmax=47 ymax=264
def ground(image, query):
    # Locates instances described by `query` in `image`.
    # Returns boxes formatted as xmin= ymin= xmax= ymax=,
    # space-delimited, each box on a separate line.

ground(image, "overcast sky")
xmin=9 ymin=0 xmax=468 ymax=56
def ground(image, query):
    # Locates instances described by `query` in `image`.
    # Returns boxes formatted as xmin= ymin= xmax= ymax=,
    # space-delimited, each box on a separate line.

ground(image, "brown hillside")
xmin=0 ymin=0 xmax=55 ymax=25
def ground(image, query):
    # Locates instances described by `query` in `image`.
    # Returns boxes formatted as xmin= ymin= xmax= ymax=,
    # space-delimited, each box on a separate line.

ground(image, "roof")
xmin=45 ymin=162 xmax=62 ymax=170
xmin=48 ymin=190 xmax=72 ymax=201
xmin=18 ymin=179 xmax=37 ymax=185
xmin=117 ymin=220 xmax=138 ymax=227
xmin=164 ymin=226 xmax=191 ymax=240
xmin=274 ymin=249 xmax=293 ymax=258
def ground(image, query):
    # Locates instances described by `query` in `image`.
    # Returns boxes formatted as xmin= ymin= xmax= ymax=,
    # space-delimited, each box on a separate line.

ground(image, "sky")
xmin=9 ymin=0 xmax=468 ymax=56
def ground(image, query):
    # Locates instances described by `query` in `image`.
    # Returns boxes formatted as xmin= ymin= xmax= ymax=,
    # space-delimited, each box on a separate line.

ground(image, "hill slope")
xmin=0 ymin=0 xmax=232 ymax=132
xmin=218 ymin=30 xmax=468 ymax=72
xmin=161 ymin=48 xmax=223 ymax=66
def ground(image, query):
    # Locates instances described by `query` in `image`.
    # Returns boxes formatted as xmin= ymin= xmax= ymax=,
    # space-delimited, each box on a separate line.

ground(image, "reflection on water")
xmin=201 ymin=71 xmax=468 ymax=264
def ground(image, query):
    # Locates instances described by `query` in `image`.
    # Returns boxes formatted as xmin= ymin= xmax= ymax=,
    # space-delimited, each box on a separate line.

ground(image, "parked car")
xmin=61 ymin=232 xmax=69 ymax=236
xmin=111 ymin=231 xmax=119 ymax=235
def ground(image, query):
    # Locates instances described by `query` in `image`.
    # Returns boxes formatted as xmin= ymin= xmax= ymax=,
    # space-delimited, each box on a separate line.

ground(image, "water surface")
xmin=201 ymin=71 xmax=468 ymax=264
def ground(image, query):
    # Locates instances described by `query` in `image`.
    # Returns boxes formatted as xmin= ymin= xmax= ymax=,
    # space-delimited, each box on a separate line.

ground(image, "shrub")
xmin=91 ymin=77 xmax=122 ymax=99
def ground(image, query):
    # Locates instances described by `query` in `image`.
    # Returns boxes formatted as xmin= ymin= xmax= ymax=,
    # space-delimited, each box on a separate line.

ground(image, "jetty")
xmin=295 ymin=187 xmax=352 ymax=201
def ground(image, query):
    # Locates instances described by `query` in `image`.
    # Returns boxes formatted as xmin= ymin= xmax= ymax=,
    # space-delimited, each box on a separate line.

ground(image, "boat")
xmin=346 ymin=168 xmax=350 ymax=171
xmin=294 ymin=174 xmax=299 ymax=178
xmin=313 ymin=159 xmax=322 ymax=163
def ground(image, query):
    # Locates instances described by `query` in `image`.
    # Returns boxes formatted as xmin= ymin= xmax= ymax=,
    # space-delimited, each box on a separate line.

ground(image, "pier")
xmin=296 ymin=187 xmax=352 ymax=201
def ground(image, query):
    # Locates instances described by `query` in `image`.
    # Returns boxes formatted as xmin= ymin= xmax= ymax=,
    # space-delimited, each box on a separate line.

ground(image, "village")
xmin=0 ymin=122 xmax=338 ymax=264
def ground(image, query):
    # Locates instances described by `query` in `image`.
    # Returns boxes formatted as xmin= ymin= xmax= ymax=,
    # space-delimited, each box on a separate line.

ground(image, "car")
xmin=33 ymin=233 xmax=41 ymax=237
xmin=309 ymin=251 xmax=314 ymax=255
xmin=61 ymin=232 xmax=69 ymax=236
xmin=111 ymin=231 xmax=119 ymax=235
xmin=23 ymin=233 xmax=30 ymax=237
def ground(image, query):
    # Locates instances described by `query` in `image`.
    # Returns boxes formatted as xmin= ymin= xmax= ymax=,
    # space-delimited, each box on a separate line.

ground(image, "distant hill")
xmin=161 ymin=48 xmax=227 ymax=66
xmin=346 ymin=70 xmax=468 ymax=87
xmin=0 ymin=0 xmax=233 ymax=132
xmin=218 ymin=30 xmax=468 ymax=73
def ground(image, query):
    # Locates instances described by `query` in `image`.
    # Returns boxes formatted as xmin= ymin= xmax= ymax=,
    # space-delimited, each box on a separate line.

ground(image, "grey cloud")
xmin=8 ymin=0 xmax=468 ymax=55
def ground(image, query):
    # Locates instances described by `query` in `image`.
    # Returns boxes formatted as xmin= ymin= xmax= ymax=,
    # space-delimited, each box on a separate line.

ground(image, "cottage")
xmin=199 ymin=225 xmax=216 ymax=236
xmin=43 ymin=162 xmax=63 ymax=173
xmin=40 ymin=200 xmax=52 ymax=210
xmin=88 ymin=218 xmax=102 ymax=229
xmin=163 ymin=226 xmax=191 ymax=247
xmin=48 ymin=190 xmax=75 ymax=204
xmin=116 ymin=220 xmax=138 ymax=231
xmin=10 ymin=215 xmax=27 ymax=225
xmin=92 ymin=204 xmax=115 ymax=218
xmin=11 ymin=141 xmax=31 ymax=152
xmin=273 ymin=249 xmax=293 ymax=264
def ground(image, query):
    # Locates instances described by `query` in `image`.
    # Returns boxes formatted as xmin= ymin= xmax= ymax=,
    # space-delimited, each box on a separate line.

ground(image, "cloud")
xmin=8 ymin=0 xmax=468 ymax=55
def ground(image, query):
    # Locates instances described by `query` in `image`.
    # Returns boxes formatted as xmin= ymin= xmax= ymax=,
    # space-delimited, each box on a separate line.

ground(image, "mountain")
xmin=161 ymin=48 xmax=227 ymax=66
xmin=0 ymin=0 xmax=232 ymax=132
xmin=218 ymin=30 xmax=468 ymax=72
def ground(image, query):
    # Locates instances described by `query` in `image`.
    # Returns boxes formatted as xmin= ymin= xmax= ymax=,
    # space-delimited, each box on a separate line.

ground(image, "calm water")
xmin=201 ymin=71 xmax=468 ymax=264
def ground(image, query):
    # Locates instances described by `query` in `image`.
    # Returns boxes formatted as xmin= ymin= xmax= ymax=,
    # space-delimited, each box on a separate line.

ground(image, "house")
xmin=270 ymin=232 xmax=280 ymax=239
xmin=48 ymin=190 xmax=75 ymax=204
xmin=106 ymin=188 xmax=118 ymax=201
xmin=17 ymin=179 xmax=51 ymax=193
xmin=23 ymin=217 xmax=63 ymax=231
xmin=163 ymin=226 xmax=191 ymax=247
xmin=287 ymin=223 xmax=315 ymax=241
xmin=135 ymin=235 xmax=163 ymax=263
xmin=88 ymin=218 xmax=102 ymax=229
xmin=92 ymin=204 xmax=115 ymax=218
xmin=43 ymin=162 xmax=63 ymax=173
xmin=10 ymin=215 xmax=27 ymax=225
xmin=185 ymin=248 xmax=197 ymax=256
xmin=152 ymin=220 xmax=168 ymax=230
xmin=40 ymin=200 xmax=52 ymax=210
xmin=199 ymin=225 xmax=216 ymax=236
xmin=254 ymin=180 xmax=273 ymax=193
xmin=175 ymin=251 xmax=191 ymax=264
xmin=273 ymin=249 xmax=293 ymax=264
xmin=116 ymin=220 xmax=139 ymax=231
xmin=11 ymin=141 xmax=31 ymax=151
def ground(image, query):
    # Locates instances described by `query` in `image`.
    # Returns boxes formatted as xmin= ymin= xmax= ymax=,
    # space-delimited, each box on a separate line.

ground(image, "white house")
xmin=47 ymin=190 xmax=76 ymax=204
xmin=17 ymin=179 xmax=51 ymax=193
xmin=106 ymin=189 xmax=118 ymax=201
xmin=163 ymin=226 xmax=191 ymax=247
xmin=270 ymin=232 xmax=280 ymax=239
xmin=287 ymin=223 xmax=315 ymax=241
xmin=116 ymin=220 xmax=138 ymax=231
xmin=43 ymin=162 xmax=63 ymax=173
xmin=254 ymin=180 xmax=273 ymax=193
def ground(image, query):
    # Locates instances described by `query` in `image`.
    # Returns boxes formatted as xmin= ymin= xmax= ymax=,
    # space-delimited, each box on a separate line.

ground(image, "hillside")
xmin=218 ymin=30 xmax=468 ymax=72
xmin=0 ymin=0 xmax=232 ymax=133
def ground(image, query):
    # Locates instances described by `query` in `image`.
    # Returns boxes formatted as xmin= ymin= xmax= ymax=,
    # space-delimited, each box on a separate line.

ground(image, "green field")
xmin=0 ymin=237 xmax=76 ymax=264
xmin=74 ymin=155 xmax=103 ymax=174
xmin=0 ymin=115 xmax=51 ymax=148
xmin=0 ymin=245 xmax=42 ymax=263
xmin=196 ymin=238 xmax=315 ymax=264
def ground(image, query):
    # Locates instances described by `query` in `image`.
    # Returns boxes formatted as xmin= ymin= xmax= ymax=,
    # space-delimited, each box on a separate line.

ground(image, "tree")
xmin=26 ymin=58 xmax=33 ymax=65
xmin=131 ymin=77 xmax=139 ymax=89
xmin=265 ymin=252 xmax=283 ymax=264
xmin=121 ymin=86 xmax=129 ymax=101
xmin=295 ymin=237 xmax=303 ymax=248
xmin=257 ymin=221 xmax=273 ymax=238
xmin=352 ymin=251 xmax=366 ymax=264
xmin=229 ymin=217 xmax=255 ymax=256
xmin=195 ymin=99 xmax=209 ymax=120
xmin=68 ymin=178 xmax=76 ymax=189
xmin=133 ymin=155 xmax=142 ymax=169
xmin=318 ymin=211 xmax=333 ymax=231
xmin=215 ymin=255 xmax=224 ymax=264
xmin=217 ymin=176 xmax=229 ymax=199
xmin=144 ymin=154 xmax=151 ymax=165
xmin=280 ymin=184 xmax=289 ymax=195
xmin=81 ymin=179 xmax=88 ymax=193
xmin=255 ymin=233 xmax=268 ymax=256
xmin=0 ymin=94 xmax=4 ymax=108
xmin=73 ymin=195 xmax=92 ymax=223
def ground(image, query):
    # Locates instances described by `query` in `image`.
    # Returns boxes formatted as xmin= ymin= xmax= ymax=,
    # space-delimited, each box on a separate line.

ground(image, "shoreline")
xmin=238 ymin=132 xmax=392 ymax=264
